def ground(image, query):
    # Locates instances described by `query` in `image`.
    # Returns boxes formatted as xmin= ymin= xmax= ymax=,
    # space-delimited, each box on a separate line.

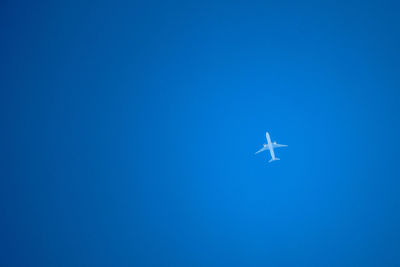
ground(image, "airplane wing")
xmin=273 ymin=143 xmax=288 ymax=148
xmin=255 ymin=147 xmax=267 ymax=154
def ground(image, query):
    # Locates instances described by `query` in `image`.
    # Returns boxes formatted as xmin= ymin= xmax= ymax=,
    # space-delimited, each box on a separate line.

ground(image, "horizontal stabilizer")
xmin=268 ymin=158 xmax=280 ymax=163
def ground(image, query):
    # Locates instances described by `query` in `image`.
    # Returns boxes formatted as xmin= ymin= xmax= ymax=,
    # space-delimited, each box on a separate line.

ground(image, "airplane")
xmin=255 ymin=132 xmax=287 ymax=163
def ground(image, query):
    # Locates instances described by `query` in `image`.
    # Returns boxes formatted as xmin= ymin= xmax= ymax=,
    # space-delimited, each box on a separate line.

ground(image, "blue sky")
xmin=1 ymin=1 xmax=400 ymax=266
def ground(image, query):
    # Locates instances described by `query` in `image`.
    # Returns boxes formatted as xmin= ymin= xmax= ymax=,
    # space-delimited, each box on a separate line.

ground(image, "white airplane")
xmin=255 ymin=132 xmax=287 ymax=163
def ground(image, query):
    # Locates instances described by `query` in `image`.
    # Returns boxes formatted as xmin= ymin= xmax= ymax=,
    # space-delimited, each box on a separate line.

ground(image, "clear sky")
xmin=1 ymin=0 xmax=400 ymax=266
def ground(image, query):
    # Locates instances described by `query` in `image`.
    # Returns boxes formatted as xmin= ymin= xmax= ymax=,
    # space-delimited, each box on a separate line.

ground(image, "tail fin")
xmin=268 ymin=158 xmax=280 ymax=163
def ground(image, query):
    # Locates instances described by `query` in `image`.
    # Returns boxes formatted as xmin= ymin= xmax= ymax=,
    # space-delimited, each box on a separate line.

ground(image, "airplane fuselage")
xmin=265 ymin=132 xmax=276 ymax=160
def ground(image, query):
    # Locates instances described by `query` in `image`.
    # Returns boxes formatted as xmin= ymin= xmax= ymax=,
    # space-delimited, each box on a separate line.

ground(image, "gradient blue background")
xmin=1 ymin=1 xmax=400 ymax=266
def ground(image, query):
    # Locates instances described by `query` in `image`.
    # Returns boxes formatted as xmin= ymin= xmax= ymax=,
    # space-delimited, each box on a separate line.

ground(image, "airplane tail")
xmin=268 ymin=158 xmax=280 ymax=163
